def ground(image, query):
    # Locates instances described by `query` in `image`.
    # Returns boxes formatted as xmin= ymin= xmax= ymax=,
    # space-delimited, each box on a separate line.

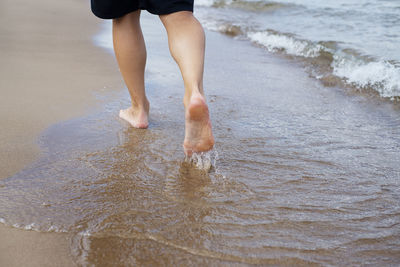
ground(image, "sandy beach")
xmin=0 ymin=0 xmax=122 ymax=265
xmin=1 ymin=0 xmax=400 ymax=266
xmin=0 ymin=0 xmax=123 ymax=180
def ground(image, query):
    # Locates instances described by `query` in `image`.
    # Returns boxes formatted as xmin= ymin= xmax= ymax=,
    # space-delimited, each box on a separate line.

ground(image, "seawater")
xmin=185 ymin=150 xmax=219 ymax=171
xmin=0 ymin=11 xmax=399 ymax=267
xmin=195 ymin=0 xmax=400 ymax=99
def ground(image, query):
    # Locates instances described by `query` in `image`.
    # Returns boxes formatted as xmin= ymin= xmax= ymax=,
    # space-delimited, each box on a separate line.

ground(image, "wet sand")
xmin=0 ymin=0 xmax=122 ymax=266
xmin=0 ymin=226 xmax=73 ymax=267
xmin=0 ymin=0 xmax=123 ymax=179
xmin=1 ymin=1 xmax=400 ymax=267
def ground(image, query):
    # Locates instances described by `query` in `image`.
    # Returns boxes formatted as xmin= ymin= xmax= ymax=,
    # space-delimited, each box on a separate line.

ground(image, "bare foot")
xmin=119 ymin=102 xmax=149 ymax=129
xmin=183 ymin=93 xmax=214 ymax=156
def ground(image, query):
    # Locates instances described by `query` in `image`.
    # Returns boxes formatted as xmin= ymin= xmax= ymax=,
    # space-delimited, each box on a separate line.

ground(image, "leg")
xmin=159 ymin=11 xmax=214 ymax=156
xmin=113 ymin=10 xmax=149 ymax=128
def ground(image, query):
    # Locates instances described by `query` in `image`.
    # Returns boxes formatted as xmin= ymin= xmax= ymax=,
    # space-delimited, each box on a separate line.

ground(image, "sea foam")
xmin=332 ymin=56 xmax=400 ymax=98
xmin=195 ymin=0 xmax=216 ymax=7
xmin=196 ymin=0 xmax=400 ymax=100
xmin=247 ymin=30 xmax=400 ymax=99
xmin=247 ymin=31 xmax=322 ymax=58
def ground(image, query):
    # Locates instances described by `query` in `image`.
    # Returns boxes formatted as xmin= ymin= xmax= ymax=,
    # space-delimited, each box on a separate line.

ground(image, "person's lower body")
xmin=91 ymin=1 xmax=214 ymax=155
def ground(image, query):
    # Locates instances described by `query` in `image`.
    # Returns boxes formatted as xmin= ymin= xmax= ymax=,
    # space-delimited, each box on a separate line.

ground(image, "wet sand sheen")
xmin=0 ymin=0 xmax=124 ymax=265
xmin=0 ymin=0 xmax=124 ymax=180
xmin=1 ymin=12 xmax=400 ymax=266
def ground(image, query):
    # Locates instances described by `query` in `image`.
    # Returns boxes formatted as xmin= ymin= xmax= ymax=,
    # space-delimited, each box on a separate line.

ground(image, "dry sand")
xmin=0 ymin=0 xmax=123 ymax=265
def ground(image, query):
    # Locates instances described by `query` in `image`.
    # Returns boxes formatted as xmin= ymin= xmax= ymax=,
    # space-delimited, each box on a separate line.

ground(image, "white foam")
xmin=247 ymin=30 xmax=400 ymax=98
xmin=24 ymin=223 xmax=37 ymax=230
xmin=0 ymin=218 xmax=68 ymax=233
xmin=200 ymin=20 xmax=242 ymax=36
xmin=194 ymin=0 xmax=216 ymax=7
xmin=332 ymin=56 xmax=400 ymax=98
xmin=200 ymin=19 xmax=220 ymax=32
xmin=48 ymin=225 xmax=61 ymax=232
xmin=247 ymin=31 xmax=322 ymax=58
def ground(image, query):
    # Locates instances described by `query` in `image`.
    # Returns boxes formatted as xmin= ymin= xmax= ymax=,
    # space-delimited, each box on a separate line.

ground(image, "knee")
xmin=160 ymin=11 xmax=197 ymax=26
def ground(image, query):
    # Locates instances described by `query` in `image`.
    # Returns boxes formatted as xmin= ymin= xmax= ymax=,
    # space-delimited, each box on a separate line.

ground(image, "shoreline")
xmin=0 ymin=0 xmax=124 ymax=266
xmin=1 ymin=2 xmax=399 ymax=266
xmin=0 ymin=0 xmax=123 ymax=180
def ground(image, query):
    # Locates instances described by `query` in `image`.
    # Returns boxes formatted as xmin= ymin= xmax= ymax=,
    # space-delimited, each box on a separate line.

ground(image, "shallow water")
xmin=195 ymin=0 xmax=400 ymax=99
xmin=1 ymin=15 xmax=400 ymax=266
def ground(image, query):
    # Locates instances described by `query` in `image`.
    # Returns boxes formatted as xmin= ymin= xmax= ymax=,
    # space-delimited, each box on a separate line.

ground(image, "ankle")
xmin=132 ymin=98 xmax=149 ymax=111
xmin=184 ymin=86 xmax=204 ymax=107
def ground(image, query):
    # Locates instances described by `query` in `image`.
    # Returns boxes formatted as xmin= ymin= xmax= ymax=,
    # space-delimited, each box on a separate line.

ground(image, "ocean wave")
xmin=195 ymin=0 xmax=216 ymax=7
xmin=247 ymin=30 xmax=400 ymax=99
xmin=332 ymin=56 xmax=400 ymax=98
xmin=196 ymin=0 xmax=400 ymax=100
xmin=0 ymin=216 xmax=68 ymax=233
xmin=206 ymin=25 xmax=397 ymax=99
xmin=201 ymin=20 xmax=244 ymax=36
xmin=247 ymin=30 xmax=323 ymax=58
xmin=195 ymin=0 xmax=290 ymax=12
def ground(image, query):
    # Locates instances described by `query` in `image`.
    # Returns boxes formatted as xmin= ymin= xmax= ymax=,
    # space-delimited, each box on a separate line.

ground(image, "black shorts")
xmin=91 ymin=0 xmax=194 ymax=19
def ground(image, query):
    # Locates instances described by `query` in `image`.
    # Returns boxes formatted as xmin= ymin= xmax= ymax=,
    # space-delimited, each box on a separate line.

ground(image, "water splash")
xmin=184 ymin=149 xmax=219 ymax=171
